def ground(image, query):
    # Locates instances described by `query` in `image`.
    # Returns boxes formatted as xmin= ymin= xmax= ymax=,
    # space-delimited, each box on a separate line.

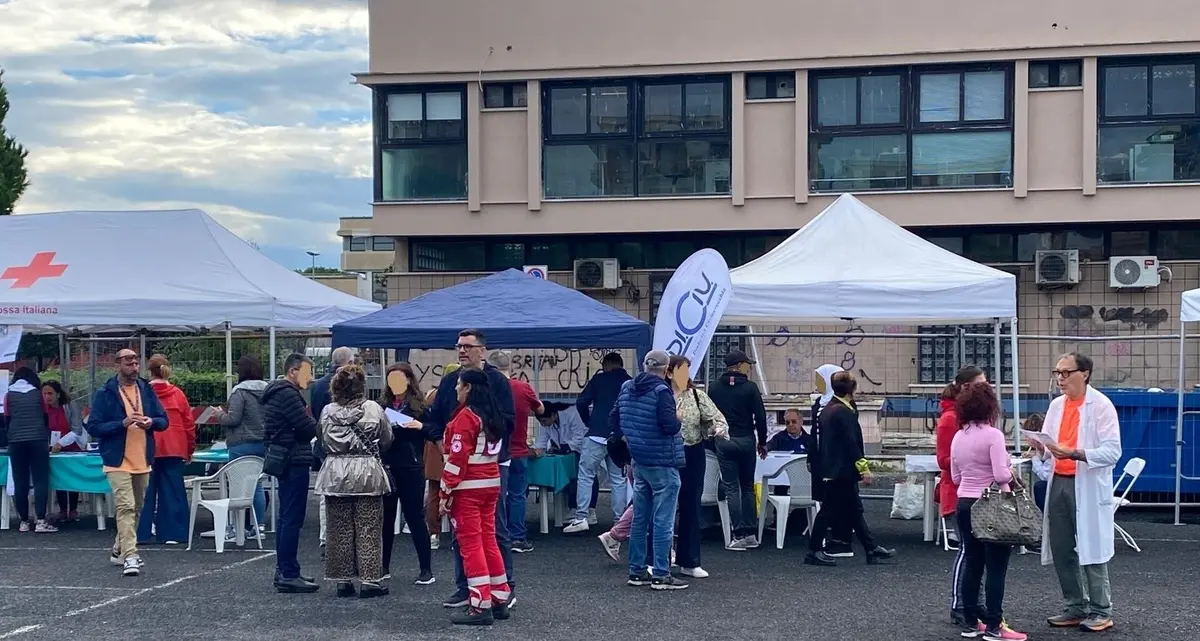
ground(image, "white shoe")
xmin=34 ymin=520 xmax=58 ymax=533
xmin=588 ymin=509 xmax=598 ymax=525
xmin=402 ymin=524 xmax=411 ymax=534
xmin=680 ymin=567 xmax=709 ymax=578
xmin=563 ymin=519 xmax=590 ymax=534
xmin=123 ymin=556 xmax=142 ymax=577
xmin=598 ymin=532 xmax=621 ymax=562
xmin=17 ymin=521 xmax=30 ymax=533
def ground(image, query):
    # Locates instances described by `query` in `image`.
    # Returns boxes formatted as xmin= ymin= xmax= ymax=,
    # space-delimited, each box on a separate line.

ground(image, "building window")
xmin=543 ymin=76 xmax=732 ymax=198
xmin=810 ymin=64 xmax=1013 ymax=192
xmin=411 ymin=240 xmax=486 ymax=271
xmin=966 ymin=232 xmax=1015 ymax=262
xmin=376 ymin=86 xmax=468 ymax=201
xmin=746 ymin=72 xmax=796 ymax=100
xmin=1098 ymin=57 xmax=1200 ymax=184
xmin=483 ymin=83 xmax=527 ymax=109
xmin=1157 ymin=229 xmax=1200 ymax=260
xmin=345 ymin=237 xmax=368 ymax=252
xmin=918 ymin=324 xmax=1013 ymax=385
xmin=371 ymin=236 xmax=396 ymax=252
xmin=1110 ymin=230 xmax=1151 ymax=256
xmin=1029 ymin=60 xmax=1082 ymax=88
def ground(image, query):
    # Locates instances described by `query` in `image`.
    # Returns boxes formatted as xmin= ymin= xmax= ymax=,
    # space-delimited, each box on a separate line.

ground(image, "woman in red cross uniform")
xmin=439 ymin=368 xmax=511 ymax=626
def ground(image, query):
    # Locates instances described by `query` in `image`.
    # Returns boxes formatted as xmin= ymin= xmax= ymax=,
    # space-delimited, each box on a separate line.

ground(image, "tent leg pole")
xmin=269 ymin=327 xmax=277 ymax=379
xmin=58 ymin=335 xmax=68 ymax=394
xmin=88 ymin=336 xmax=97 ymax=399
xmin=532 ymin=349 xmax=540 ymax=395
xmin=1176 ymin=327 xmax=1187 ymax=527
xmin=225 ymin=322 xmax=233 ymax=399
xmin=139 ymin=334 xmax=147 ymax=371
xmin=1009 ymin=317 xmax=1021 ymax=453
xmin=746 ymin=326 xmax=769 ymax=396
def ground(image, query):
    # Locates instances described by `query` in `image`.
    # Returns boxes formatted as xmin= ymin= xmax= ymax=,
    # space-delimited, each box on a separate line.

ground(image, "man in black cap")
xmin=706 ymin=349 xmax=768 ymax=549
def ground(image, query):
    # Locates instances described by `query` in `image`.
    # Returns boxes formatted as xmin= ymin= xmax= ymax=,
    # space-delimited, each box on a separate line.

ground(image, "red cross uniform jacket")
xmin=439 ymin=405 xmax=501 ymax=501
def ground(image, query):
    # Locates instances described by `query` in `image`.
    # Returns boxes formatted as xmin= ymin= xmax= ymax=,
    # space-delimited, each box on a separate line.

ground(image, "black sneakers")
xmin=442 ymin=591 xmax=469 ymax=608
xmin=626 ymin=572 xmax=653 ymax=587
xmin=450 ymin=606 xmax=494 ymax=626
xmin=650 ymin=575 xmax=689 ymax=591
xmin=865 ymin=546 xmax=896 ymax=564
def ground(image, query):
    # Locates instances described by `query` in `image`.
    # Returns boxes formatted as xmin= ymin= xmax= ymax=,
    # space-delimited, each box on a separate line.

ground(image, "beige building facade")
xmin=341 ymin=0 xmax=1200 ymax=412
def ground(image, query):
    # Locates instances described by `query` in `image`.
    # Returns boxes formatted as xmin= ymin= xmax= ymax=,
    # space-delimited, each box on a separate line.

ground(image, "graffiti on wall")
xmin=407 ymin=348 xmax=630 ymax=394
xmin=764 ymin=323 xmax=904 ymax=391
xmin=1055 ymin=304 xmax=1171 ymax=386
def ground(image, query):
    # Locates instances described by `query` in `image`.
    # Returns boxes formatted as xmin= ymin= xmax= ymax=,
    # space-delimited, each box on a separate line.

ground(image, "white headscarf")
xmin=814 ymin=364 xmax=845 ymax=406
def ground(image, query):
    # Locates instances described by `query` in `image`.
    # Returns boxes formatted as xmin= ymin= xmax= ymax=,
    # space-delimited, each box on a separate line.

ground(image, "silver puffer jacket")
xmin=314 ymin=400 xmax=394 ymax=497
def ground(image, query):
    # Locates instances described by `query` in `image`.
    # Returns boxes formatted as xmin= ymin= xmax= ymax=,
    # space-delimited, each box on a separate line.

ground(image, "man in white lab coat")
xmin=1026 ymin=352 xmax=1122 ymax=633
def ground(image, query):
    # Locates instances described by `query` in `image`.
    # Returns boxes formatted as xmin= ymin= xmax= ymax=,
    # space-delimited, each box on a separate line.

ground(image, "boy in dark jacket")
xmin=263 ymin=353 xmax=319 ymax=593
xmin=609 ymin=350 xmax=687 ymax=591
xmin=89 ymin=349 xmax=168 ymax=576
xmin=804 ymin=370 xmax=895 ymax=567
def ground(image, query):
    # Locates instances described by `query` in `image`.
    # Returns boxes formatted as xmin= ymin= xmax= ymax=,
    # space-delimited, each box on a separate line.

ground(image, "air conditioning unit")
xmin=1035 ymin=250 xmax=1080 ymax=286
xmin=573 ymin=258 xmax=621 ymax=290
xmin=1109 ymin=255 xmax=1161 ymax=289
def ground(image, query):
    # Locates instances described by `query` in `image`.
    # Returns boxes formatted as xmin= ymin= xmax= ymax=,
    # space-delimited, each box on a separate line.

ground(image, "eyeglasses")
xmin=455 ymin=343 xmax=481 ymax=351
xmin=784 ymin=419 xmax=801 ymax=425
xmin=1052 ymin=368 xmax=1080 ymax=378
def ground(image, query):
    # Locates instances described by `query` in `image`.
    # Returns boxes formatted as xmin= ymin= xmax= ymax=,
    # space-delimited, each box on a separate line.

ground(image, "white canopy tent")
xmin=722 ymin=193 xmax=1021 ymax=442
xmin=1173 ymin=288 xmax=1200 ymax=523
xmin=0 ymin=209 xmax=381 ymax=379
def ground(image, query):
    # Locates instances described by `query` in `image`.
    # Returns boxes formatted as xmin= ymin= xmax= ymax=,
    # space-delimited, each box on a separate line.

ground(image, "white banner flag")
xmin=0 ymin=325 xmax=20 ymax=363
xmin=652 ymin=249 xmax=732 ymax=378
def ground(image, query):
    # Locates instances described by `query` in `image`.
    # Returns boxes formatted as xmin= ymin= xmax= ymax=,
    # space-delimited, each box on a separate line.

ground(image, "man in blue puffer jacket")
xmin=608 ymin=350 xmax=686 ymax=591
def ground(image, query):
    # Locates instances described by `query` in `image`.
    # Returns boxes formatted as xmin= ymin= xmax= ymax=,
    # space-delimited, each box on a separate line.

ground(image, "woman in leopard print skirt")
xmin=315 ymin=364 xmax=394 ymax=598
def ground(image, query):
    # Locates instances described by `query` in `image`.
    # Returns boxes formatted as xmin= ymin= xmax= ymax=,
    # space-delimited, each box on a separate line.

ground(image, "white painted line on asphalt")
xmin=0 ymin=586 xmax=138 ymax=591
xmin=1131 ymin=537 xmax=1200 ymax=543
xmin=0 ymin=551 xmax=275 ymax=640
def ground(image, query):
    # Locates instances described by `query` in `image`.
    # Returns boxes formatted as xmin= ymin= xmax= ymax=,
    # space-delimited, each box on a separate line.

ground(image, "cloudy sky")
xmin=0 ymin=0 xmax=370 ymax=269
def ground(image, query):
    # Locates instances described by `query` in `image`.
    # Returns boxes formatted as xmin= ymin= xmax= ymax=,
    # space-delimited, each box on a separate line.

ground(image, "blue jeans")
xmin=227 ymin=442 xmax=267 ymax=528
xmin=275 ymin=465 xmax=310 ymax=580
xmin=136 ymin=457 xmax=188 ymax=543
xmin=576 ymin=438 xmax=627 ymax=522
xmin=507 ymin=457 xmax=529 ymax=542
xmin=455 ymin=464 xmax=514 ymax=596
xmin=628 ymin=464 xmax=681 ymax=579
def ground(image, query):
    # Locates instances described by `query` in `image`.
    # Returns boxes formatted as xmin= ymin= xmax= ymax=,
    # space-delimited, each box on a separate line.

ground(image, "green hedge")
xmin=38 ymin=369 xmax=229 ymax=407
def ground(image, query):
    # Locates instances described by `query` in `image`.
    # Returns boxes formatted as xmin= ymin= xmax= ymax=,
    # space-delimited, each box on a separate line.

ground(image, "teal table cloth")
xmin=526 ymin=454 xmax=577 ymax=493
xmin=47 ymin=453 xmax=111 ymax=494
xmin=191 ymin=449 xmax=230 ymax=465
xmin=0 ymin=454 xmax=8 ymax=485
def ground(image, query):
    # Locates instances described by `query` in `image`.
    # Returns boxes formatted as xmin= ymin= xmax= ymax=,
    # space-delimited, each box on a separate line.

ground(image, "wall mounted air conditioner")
xmin=1035 ymin=250 xmax=1080 ymax=286
xmin=1109 ymin=256 xmax=1161 ymax=289
xmin=573 ymin=258 xmax=621 ymax=290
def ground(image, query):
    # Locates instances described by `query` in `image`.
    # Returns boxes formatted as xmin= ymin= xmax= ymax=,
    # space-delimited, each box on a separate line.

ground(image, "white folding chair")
xmin=1112 ymin=457 xmax=1145 ymax=552
xmin=186 ymin=456 xmax=265 ymax=553
xmin=933 ymin=476 xmax=959 ymax=552
xmin=699 ymin=450 xmax=733 ymax=549
xmin=757 ymin=457 xmax=817 ymax=549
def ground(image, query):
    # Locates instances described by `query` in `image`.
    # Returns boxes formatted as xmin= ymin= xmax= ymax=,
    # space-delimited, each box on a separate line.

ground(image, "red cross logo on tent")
xmin=2 ymin=252 xmax=69 ymax=289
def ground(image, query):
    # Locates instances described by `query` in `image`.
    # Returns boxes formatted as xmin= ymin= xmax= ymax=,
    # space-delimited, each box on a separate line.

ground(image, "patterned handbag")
xmin=970 ymin=478 xmax=1043 ymax=547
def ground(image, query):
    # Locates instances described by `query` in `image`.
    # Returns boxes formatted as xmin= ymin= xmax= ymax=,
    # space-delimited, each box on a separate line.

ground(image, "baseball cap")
xmin=643 ymin=350 xmax=671 ymax=370
xmin=723 ymin=350 xmax=756 ymax=367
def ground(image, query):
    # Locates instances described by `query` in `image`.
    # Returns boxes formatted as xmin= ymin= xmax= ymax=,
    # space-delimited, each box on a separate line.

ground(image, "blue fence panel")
xmin=1100 ymin=389 xmax=1200 ymax=496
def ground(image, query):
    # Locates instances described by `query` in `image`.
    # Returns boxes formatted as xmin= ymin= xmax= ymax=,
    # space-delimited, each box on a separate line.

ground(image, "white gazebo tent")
xmin=0 ymin=209 xmax=381 ymax=381
xmin=1174 ymin=288 xmax=1200 ymax=523
xmin=722 ymin=193 xmax=1021 ymax=435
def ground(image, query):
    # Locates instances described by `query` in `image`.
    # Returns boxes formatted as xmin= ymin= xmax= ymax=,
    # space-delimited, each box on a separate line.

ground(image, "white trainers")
xmin=680 ymin=566 xmax=709 ymax=578
xmin=402 ymin=523 xmax=411 ymax=534
xmin=122 ymin=556 xmax=142 ymax=577
xmin=588 ymin=509 xmax=598 ymax=525
xmin=598 ymin=532 xmax=621 ymax=561
xmin=17 ymin=521 xmax=31 ymax=533
xmin=563 ymin=519 xmax=590 ymax=534
xmin=34 ymin=520 xmax=59 ymax=533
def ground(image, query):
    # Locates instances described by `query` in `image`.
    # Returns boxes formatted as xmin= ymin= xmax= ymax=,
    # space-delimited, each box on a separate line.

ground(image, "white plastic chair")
xmin=186 ymin=456 xmax=265 ymax=553
xmin=1112 ymin=457 xmax=1145 ymax=552
xmin=699 ymin=450 xmax=733 ymax=548
xmin=934 ymin=476 xmax=959 ymax=552
xmin=756 ymin=457 xmax=817 ymax=549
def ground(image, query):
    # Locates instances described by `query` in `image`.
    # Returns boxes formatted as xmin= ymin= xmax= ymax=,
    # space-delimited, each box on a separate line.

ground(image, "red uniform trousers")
xmin=450 ymin=486 xmax=511 ymax=609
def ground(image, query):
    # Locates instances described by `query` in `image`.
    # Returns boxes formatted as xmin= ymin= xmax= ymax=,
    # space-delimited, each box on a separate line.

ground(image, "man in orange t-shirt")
xmin=86 ymin=349 xmax=168 ymax=577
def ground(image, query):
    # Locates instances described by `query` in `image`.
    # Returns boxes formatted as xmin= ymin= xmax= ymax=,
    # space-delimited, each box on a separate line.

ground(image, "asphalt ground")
xmin=1 ymin=498 xmax=1197 ymax=641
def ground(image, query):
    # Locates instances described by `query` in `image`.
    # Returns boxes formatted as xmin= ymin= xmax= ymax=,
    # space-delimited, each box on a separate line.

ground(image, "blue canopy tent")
xmin=331 ymin=269 xmax=652 ymax=363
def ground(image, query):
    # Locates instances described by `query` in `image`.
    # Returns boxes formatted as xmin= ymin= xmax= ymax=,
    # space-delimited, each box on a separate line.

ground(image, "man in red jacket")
xmin=936 ymin=365 xmax=986 ymax=626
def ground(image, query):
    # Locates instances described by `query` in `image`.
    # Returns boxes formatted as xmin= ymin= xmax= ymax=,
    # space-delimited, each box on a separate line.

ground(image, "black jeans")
xmin=9 ymin=441 xmax=50 ymax=522
xmin=676 ymin=443 xmax=706 ymax=569
xmin=809 ymin=478 xmax=876 ymax=553
xmin=383 ymin=465 xmax=432 ymax=574
xmin=956 ymin=498 xmax=1013 ymax=628
xmin=716 ymin=435 xmax=757 ymax=537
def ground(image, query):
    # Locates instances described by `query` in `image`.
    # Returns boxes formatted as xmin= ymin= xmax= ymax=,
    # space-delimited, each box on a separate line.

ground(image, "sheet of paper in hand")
xmin=384 ymin=408 xmax=415 ymax=426
xmin=1020 ymin=430 xmax=1056 ymax=447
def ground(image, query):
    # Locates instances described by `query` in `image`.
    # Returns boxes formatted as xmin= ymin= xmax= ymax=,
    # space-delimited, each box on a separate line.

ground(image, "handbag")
xmin=262 ymin=440 xmax=291 ymax=478
xmin=692 ymin=388 xmax=714 ymax=437
xmin=346 ymin=417 xmax=394 ymax=494
xmin=970 ymin=478 xmax=1043 ymax=547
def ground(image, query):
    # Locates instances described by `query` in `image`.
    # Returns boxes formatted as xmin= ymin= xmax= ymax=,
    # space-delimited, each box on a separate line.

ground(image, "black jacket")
xmin=4 ymin=386 xmax=48 ymax=444
xmin=816 ymin=397 xmax=865 ymax=483
xmin=309 ymin=371 xmax=335 ymax=465
xmin=427 ymin=363 xmax=515 ymax=462
xmin=576 ymin=368 xmax=631 ymax=439
xmin=706 ymin=371 xmax=768 ymax=445
xmin=381 ymin=400 xmax=426 ymax=471
xmin=262 ymin=380 xmax=318 ymax=469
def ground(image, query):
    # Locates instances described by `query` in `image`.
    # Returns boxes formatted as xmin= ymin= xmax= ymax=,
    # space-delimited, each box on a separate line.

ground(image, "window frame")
xmin=541 ymin=75 xmax=733 ymax=199
xmin=746 ymin=72 xmax=797 ymax=100
xmin=373 ymin=84 xmax=469 ymax=202
xmin=370 ymin=236 xmax=396 ymax=252
xmin=1098 ymin=55 xmax=1200 ymax=125
xmin=482 ymin=82 xmax=528 ymax=109
xmin=1029 ymin=59 xmax=1083 ymax=89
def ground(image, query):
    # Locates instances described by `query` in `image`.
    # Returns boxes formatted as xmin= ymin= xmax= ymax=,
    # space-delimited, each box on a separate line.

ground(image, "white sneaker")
xmin=729 ymin=535 xmax=755 ymax=550
xmin=123 ymin=556 xmax=142 ymax=577
xmin=598 ymin=532 xmax=621 ymax=561
xmin=588 ymin=509 xmax=598 ymax=525
xmin=18 ymin=521 xmax=30 ymax=533
xmin=563 ymin=519 xmax=590 ymax=534
xmin=680 ymin=567 xmax=709 ymax=578
xmin=430 ymin=534 xmax=440 ymax=550
xmin=34 ymin=520 xmax=59 ymax=533
xmin=110 ymin=549 xmax=123 ymax=565
xmin=402 ymin=524 xmax=411 ymax=534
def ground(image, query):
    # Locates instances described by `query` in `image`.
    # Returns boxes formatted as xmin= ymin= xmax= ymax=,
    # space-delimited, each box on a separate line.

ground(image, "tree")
xmin=0 ymin=69 xmax=29 ymax=215
xmin=297 ymin=266 xmax=345 ymax=276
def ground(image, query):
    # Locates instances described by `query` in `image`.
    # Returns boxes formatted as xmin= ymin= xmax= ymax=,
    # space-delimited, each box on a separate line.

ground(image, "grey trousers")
xmin=1047 ymin=475 xmax=1113 ymax=618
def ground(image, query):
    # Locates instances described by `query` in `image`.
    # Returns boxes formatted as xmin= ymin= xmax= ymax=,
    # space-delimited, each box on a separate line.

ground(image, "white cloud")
xmin=0 ymin=0 xmax=372 ymax=268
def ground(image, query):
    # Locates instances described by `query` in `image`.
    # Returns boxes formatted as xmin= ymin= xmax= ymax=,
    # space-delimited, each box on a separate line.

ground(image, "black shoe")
xmin=450 ymin=606 xmax=494 ymax=626
xmin=491 ymin=600 xmax=511 ymax=620
xmin=952 ymin=610 xmax=967 ymax=626
xmin=865 ymin=545 xmax=896 ymax=564
xmin=825 ymin=543 xmax=855 ymax=558
xmin=300 ymin=574 xmax=314 ymax=583
xmin=650 ymin=575 xmax=689 ymax=591
xmin=359 ymin=582 xmax=388 ymax=598
xmin=443 ymin=591 xmax=470 ymax=608
xmin=511 ymin=540 xmax=534 ymax=554
xmin=274 ymin=576 xmax=319 ymax=593
xmin=627 ymin=571 xmax=653 ymax=587
xmin=414 ymin=570 xmax=436 ymax=585
xmin=336 ymin=582 xmax=356 ymax=598
xmin=804 ymin=551 xmax=837 ymax=567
